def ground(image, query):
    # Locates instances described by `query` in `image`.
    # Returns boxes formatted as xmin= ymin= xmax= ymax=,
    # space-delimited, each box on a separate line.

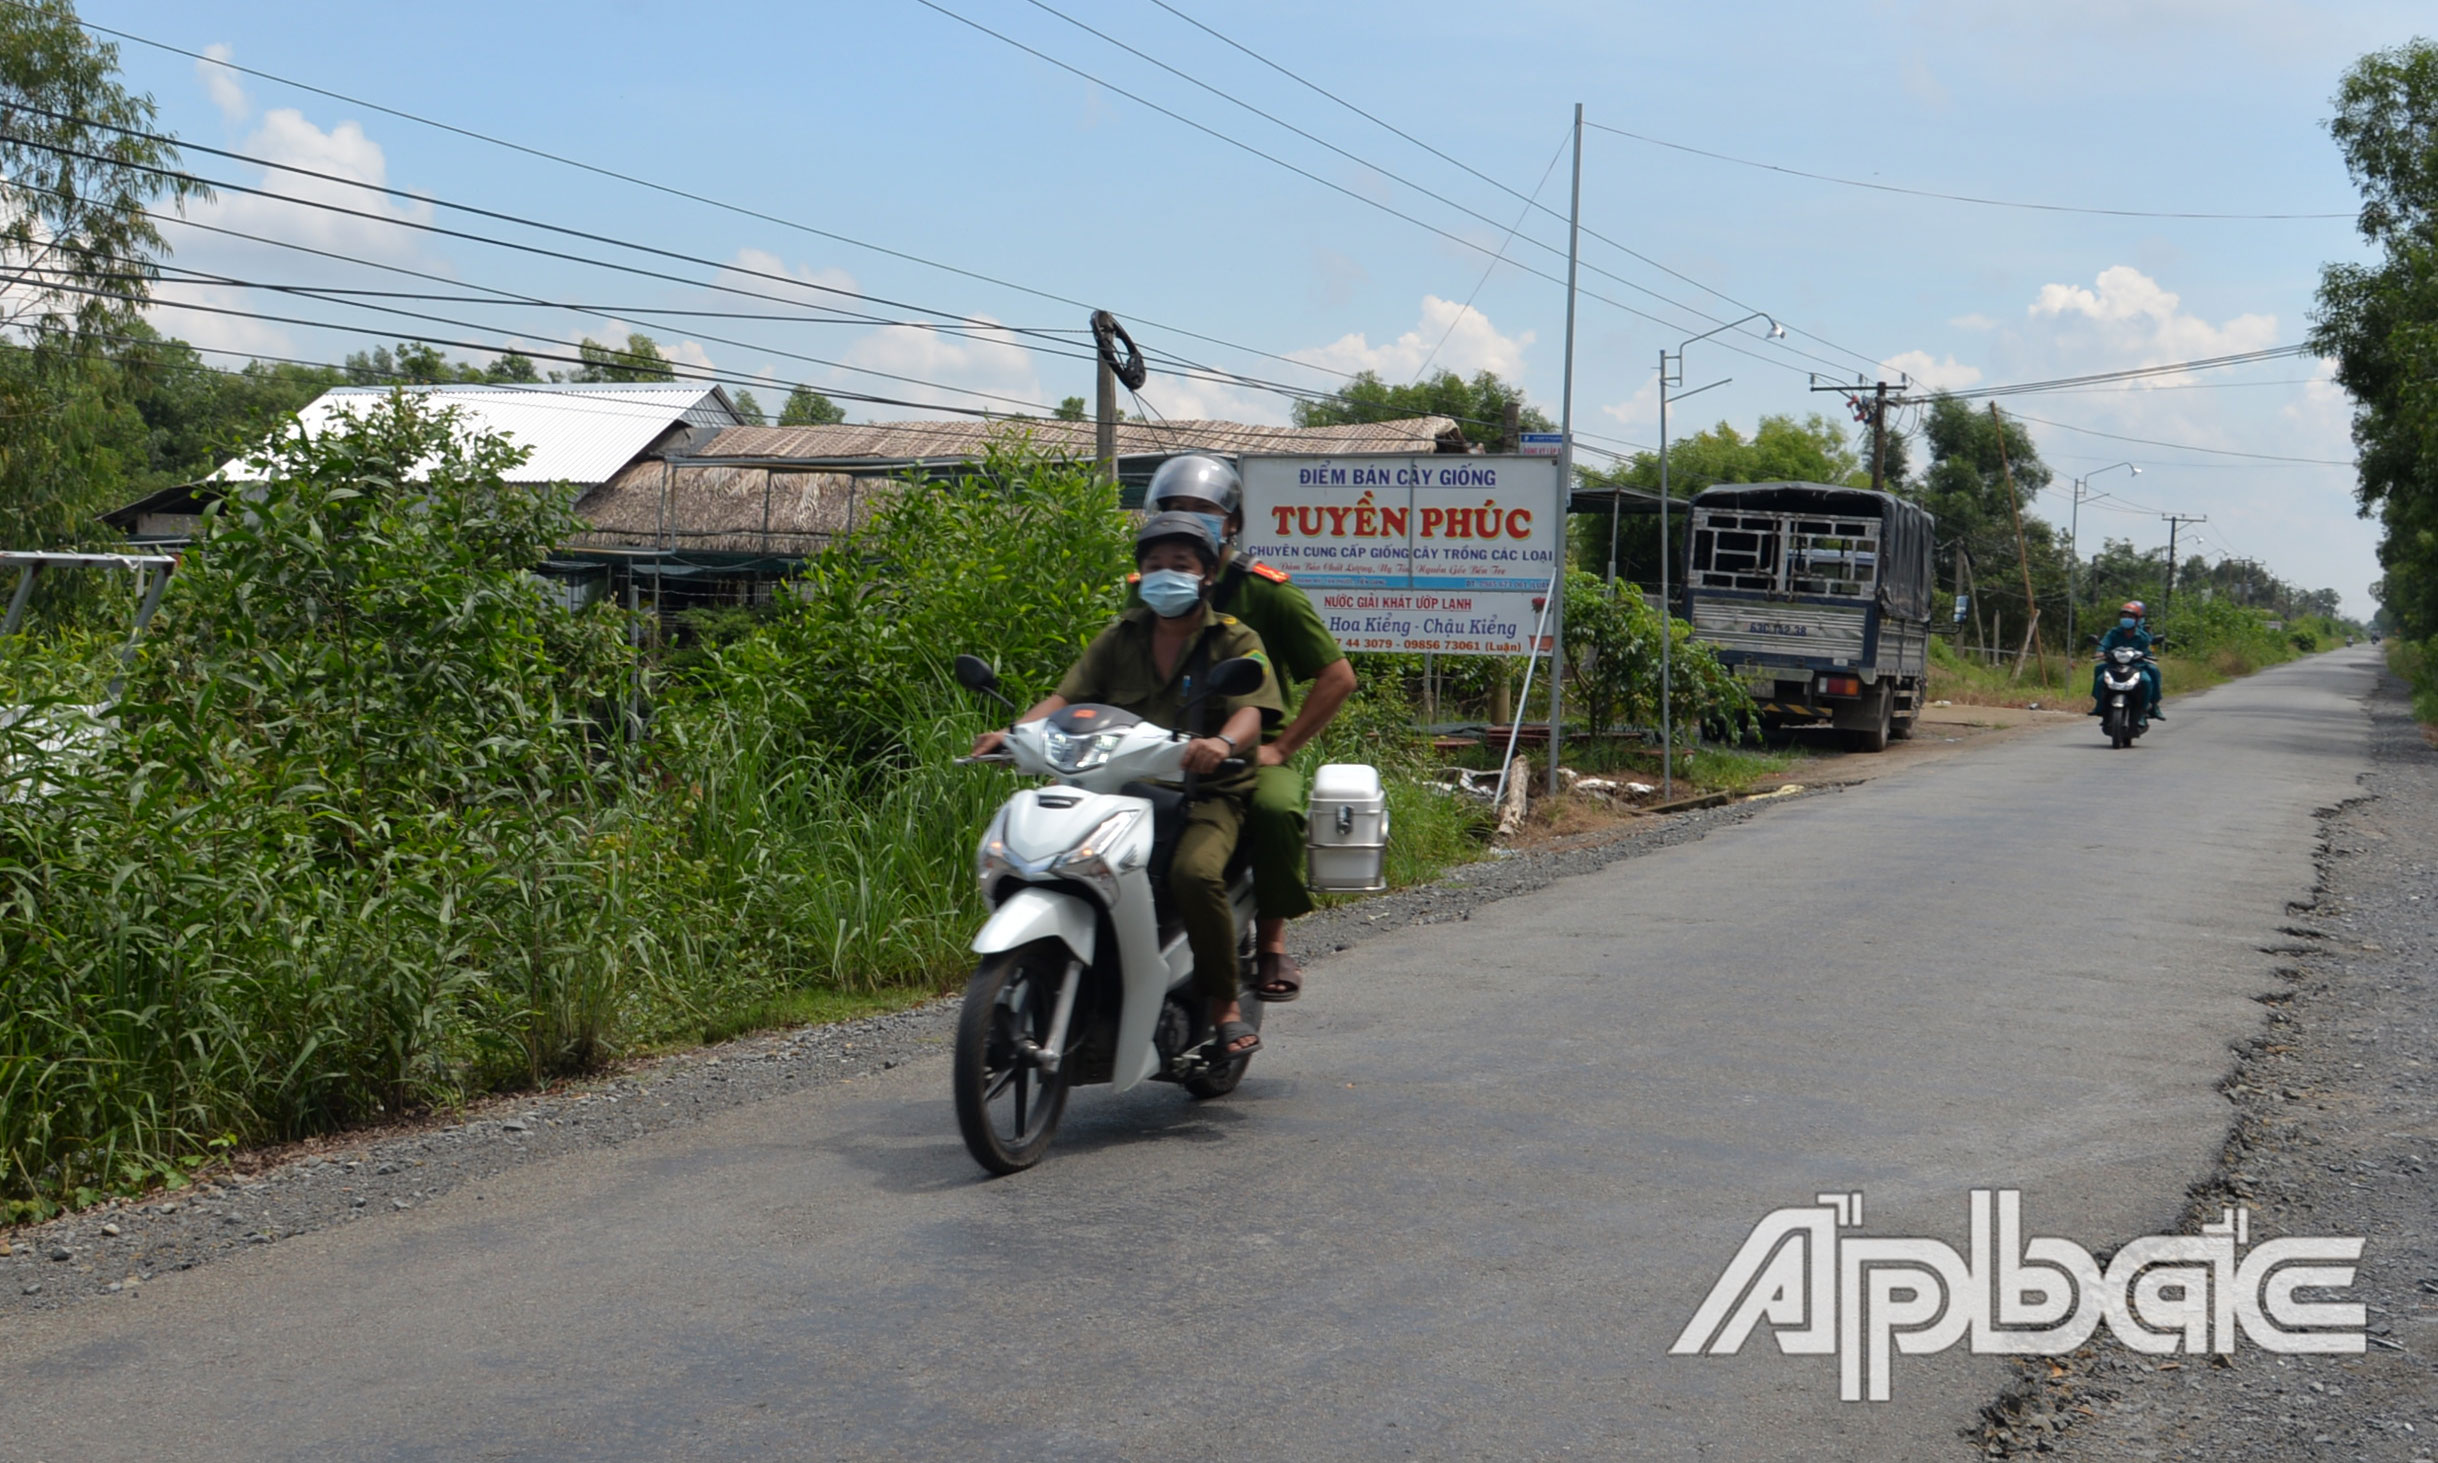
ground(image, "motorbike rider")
xmin=973 ymin=512 xmax=1285 ymax=1060
xmin=2089 ymin=600 xmax=2164 ymax=721
xmin=1132 ymin=453 xmax=1357 ymax=1005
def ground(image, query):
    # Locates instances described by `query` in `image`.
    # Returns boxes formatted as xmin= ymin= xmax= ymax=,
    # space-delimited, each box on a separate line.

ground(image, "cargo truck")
xmin=1682 ymin=482 xmax=1936 ymax=752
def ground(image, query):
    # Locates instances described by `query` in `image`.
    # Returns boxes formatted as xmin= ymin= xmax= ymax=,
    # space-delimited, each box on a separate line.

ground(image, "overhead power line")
xmin=1 ymin=98 xmax=1847 ymax=408
xmin=902 ymin=0 xmax=1876 ymax=381
xmin=1136 ymin=0 xmax=1889 ymax=375
xmin=57 ymin=7 xmax=1374 ymax=391
xmin=28 ymin=273 xmax=1070 ymax=419
xmin=1902 ymin=344 xmax=2318 ymax=403
xmin=1582 ymin=120 xmax=2353 ymax=222
xmin=2006 ymin=409 xmax=2355 ymax=466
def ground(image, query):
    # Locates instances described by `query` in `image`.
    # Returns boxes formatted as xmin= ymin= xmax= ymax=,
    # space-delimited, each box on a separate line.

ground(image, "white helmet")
xmin=1145 ymin=453 xmax=1241 ymax=517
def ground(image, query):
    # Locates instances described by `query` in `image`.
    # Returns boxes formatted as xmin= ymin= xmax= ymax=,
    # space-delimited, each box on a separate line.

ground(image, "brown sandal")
xmin=1255 ymin=951 xmax=1304 ymax=1003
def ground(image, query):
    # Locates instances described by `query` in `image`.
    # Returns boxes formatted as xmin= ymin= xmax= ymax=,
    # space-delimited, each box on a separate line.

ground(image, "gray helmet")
xmin=1134 ymin=510 xmax=1221 ymax=570
xmin=1145 ymin=453 xmax=1241 ymax=517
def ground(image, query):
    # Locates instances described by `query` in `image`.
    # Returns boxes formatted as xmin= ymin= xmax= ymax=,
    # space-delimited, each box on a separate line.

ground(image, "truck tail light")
xmin=1816 ymin=674 xmax=1862 ymax=697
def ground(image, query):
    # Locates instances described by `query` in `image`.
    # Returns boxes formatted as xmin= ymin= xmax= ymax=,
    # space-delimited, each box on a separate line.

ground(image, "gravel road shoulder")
xmin=1974 ymin=668 xmax=2438 ymax=1461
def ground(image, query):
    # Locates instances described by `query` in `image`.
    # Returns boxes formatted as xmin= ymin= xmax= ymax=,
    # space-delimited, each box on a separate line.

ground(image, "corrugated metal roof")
xmin=216 ymin=383 xmax=743 ymax=487
xmin=695 ymin=415 xmax=1460 ymax=462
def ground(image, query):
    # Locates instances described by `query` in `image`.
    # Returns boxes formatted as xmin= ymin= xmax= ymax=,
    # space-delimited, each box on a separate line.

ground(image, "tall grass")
xmin=0 ymin=405 xmax=1492 ymax=1216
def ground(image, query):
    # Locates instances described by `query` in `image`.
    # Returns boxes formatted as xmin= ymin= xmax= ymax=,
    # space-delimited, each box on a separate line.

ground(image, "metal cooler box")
xmin=1306 ymin=763 xmax=1389 ymax=892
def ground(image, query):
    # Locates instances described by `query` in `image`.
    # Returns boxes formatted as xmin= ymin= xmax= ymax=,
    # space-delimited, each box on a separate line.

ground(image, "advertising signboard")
xmin=1239 ymin=454 xmax=1563 ymax=656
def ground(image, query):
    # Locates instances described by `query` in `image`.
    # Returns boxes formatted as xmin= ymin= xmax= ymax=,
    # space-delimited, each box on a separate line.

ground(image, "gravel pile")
xmin=1977 ymin=672 xmax=2438 ymax=1460
xmin=0 ymin=783 xmax=1774 ymax=1322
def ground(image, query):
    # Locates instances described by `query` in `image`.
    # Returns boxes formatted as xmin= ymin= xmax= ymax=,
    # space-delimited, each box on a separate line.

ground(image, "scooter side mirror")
xmin=1202 ymin=656 xmax=1266 ymax=698
xmin=953 ymin=654 xmax=1000 ymax=694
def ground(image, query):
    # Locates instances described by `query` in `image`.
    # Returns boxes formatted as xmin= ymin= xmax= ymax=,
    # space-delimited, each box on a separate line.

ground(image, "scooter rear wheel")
xmin=953 ymin=941 xmax=1074 ymax=1174
xmin=1184 ymin=925 xmax=1264 ymax=1100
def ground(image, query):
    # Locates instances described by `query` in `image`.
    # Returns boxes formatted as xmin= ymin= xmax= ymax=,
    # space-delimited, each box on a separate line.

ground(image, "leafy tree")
xmin=1054 ymin=394 xmax=1087 ymax=422
xmin=1292 ymin=368 xmax=1551 ymax=447
xmin=483 ymin=350 xmax=540 ymax=384
xmin=1580 ymin=413 xmax=1863 ymax=497
xmin=1909 ymin=396 xmax=2061 ymax=648
xmin=573 ymin=333 xmax=676 ymax=384
xmin=1574 ymin=413 xmax=1866 ymax=583
xmin=344 ymin=341 xmax=484 ymax=386
xmin=730 ymin=389 xmax=766 ymax=425
xmin=2312 ymin=39 xmax=2438 ymax=638
xmin=0 ymin=3 xmax=203 ymax=556
xmin=778 ymin=384 xmax=846 ymax=426
xmin=108 ymin=322 xmax=341 ymax=490
xmin=0 ymin=0 xmax=204 ymax=340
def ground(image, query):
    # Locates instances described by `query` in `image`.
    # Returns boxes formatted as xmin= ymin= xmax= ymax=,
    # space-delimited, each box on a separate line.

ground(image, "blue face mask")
xmin=1185 ymin=512 xmax=1228 ymax=546
xmin=2120 ymin=617 xmax=2138 ymax=629
xmin=1139 ymin=567 xmax=1206 ymax=618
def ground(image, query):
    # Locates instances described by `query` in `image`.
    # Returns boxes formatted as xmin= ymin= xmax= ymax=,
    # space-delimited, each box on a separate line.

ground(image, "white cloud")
xmin=154 ymin=71 xmax=448 ymax=359
xmin=2028 ymin=264 xmax=2278 ymax=360
xmin=833 ymin=317 xmax=1048 ymax=417
xmin=1291 ymin=295 xmax=1534 ymax=382
xmin=1949 ymin=313 xmax=1999 ymax=330
xmin=722 ymin=248 xmax=860 ymax=305
xmin=198 ymin=43 xmax=249 ymax=125
xmin=1880 ymin=349 xmax=1982 ymax=391
xmin=1125 ymin=369 xmax=1292 ymax=427
xmin=1600 ymin=376 xmax=1661 ymax=430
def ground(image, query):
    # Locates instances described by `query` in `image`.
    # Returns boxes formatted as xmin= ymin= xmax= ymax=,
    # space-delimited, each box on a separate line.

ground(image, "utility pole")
xmin=1549 ymin=102 xmax=1583 ymax=800
xmin=1810 ymin=377 xmax=1895 ymax=492
xmin=2160 ymin=513 xmax=2207 ymax=625
xmin=1093 ymin=314 xmax=1118 ymax=484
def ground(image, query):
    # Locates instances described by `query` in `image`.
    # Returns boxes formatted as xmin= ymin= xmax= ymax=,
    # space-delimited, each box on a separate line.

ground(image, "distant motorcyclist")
xmin=2090 ymin=600 xmax=2163 ymax=721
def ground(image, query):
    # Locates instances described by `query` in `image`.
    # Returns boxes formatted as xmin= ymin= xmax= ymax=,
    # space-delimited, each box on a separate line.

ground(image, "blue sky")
xmin=83 ymin=0 xmax=2433 ymax=614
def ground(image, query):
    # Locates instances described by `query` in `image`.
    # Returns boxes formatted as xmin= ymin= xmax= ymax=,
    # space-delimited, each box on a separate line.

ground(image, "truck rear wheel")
xmin=1843 ymin=683 xmax=1892 ymax=753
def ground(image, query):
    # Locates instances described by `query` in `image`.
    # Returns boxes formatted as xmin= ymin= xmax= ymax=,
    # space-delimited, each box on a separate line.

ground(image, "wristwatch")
xmin=1214 ymin=732 xmax=1239 ymax=753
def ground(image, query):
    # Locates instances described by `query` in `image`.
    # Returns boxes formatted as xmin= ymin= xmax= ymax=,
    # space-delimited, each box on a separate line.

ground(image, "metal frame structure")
xmin=0 ymin=551 xmax=178 ymax=699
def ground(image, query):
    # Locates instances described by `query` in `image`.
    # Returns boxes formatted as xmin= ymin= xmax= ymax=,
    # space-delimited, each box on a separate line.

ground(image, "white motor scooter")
xmin=949 ymin=653 xmax=1269 ymax=1174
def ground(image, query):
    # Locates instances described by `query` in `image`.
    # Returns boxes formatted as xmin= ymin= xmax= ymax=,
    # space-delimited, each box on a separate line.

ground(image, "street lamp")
xmin=2067 ymin=461 xmax=2139 ymax=653
xmin=1656 ymin=312 xmax=1780 ymax=798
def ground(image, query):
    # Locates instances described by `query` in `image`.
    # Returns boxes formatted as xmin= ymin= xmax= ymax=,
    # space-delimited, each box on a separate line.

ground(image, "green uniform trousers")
xmin=1171 ymin=794 xmax=1248 ymax=1004
xmin=1250 ymin=763 xmax=1315 ymax=922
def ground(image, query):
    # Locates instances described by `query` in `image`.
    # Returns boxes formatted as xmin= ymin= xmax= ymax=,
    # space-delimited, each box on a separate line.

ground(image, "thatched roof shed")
xmin=568 ymin=415 xmax=1462 ymax=557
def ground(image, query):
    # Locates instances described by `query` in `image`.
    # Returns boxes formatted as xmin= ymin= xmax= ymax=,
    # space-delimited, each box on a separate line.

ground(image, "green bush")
xmin=0 ymin=392 xmax=645 ymax=1212
xmin=1560 ymin=570 xmax=1754 ymax=740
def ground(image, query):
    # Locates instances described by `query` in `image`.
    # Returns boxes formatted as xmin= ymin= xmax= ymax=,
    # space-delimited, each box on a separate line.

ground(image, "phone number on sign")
xmin=1354 ymin=637 xmax=1542 ymax=653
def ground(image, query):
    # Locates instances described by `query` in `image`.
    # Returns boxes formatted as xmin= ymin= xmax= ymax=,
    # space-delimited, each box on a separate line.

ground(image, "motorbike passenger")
xmin=2089 ymin=599 xmax=2163 ymax=721
xmin=973 ymin=512 xmax=1285 ymax=1060
xmin=1132 ymin=453 xmax=1357 ymax=1004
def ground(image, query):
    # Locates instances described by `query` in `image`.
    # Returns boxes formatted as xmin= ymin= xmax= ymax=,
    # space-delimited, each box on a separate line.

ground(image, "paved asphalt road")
xmin=0 ymin=649 xmax=2382 ymax=1461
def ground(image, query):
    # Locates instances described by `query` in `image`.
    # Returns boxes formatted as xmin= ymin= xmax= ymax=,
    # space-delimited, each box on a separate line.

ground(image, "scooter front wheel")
xmin=953 ymin=940 xmax=1074 ymax=1174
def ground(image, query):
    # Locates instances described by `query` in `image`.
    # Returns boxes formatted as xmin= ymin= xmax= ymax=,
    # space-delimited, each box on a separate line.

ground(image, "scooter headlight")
xmin=1042 ymin=726 xmax=1126 ymax=773
xmin=1048 ymin=809 xmax=1142 ymax=906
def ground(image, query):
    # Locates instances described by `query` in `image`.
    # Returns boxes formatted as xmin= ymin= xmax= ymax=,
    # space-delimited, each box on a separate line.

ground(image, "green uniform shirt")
xmin=1125 ymin=555 xmax=1344 ymax=735
xmin=1055 ymin=606 xmax=1286 ymax=796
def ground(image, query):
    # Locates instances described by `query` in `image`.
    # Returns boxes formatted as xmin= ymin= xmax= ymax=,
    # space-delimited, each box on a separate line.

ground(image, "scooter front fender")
xmin=971 ymin=886 xmax=1097 ymax=966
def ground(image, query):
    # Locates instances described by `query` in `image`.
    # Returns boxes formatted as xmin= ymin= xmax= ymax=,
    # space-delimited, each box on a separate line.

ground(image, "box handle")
xmin=1335 ymin=805 xmax=1353 ymax=836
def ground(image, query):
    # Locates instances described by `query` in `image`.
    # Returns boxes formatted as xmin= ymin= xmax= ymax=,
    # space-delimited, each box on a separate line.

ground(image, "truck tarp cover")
xmin=1689 ymin=481 xmax=1935 ymax=621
